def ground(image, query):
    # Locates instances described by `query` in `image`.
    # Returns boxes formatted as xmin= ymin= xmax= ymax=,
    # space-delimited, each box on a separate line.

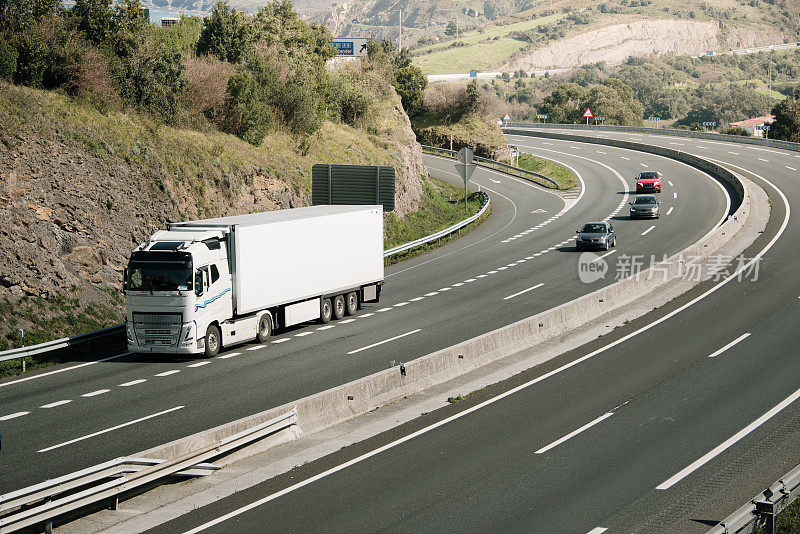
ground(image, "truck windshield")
xmin=127 ymin=254 xmax=192 ymax=292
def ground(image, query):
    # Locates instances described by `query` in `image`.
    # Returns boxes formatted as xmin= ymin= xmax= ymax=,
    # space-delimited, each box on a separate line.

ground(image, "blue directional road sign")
xmin=469 ymin=70 xmax=477 ymax=78
xmin=332 ymin=38 xmax=368 ymax=57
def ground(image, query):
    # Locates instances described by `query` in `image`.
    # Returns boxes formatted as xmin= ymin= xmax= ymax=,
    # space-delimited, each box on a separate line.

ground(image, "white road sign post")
xmin=456 ymin=147 xmax=476 ymax=212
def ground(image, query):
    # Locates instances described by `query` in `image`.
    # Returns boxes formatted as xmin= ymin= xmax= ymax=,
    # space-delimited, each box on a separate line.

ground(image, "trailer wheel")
xmin=345 ymin=292 xmax=359 ymax=315
xmin=204 ymin=324 xmax=221 ymax=357
xmin=333 ymin=295 xmax=346 ymax=320
xmin=257 ymin=313 xmax=272 ymax=343
xmin=320 ymin=298 xmax=333 ymax=323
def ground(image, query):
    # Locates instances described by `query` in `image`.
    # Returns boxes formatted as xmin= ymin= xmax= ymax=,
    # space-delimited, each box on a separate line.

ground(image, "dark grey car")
xmin=576 ymin=221 xmax=616 ymax=251
xmin=629 ymin=195 xmax=661 ymax=219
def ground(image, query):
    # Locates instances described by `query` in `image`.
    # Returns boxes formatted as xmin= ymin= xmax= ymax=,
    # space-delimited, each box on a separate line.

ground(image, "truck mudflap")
xmin=362 ymin=282 xmax=382 ymax=303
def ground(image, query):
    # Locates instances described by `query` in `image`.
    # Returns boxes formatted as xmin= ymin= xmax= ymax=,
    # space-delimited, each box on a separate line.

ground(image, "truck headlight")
xmin=126 ymin=324 xmax=136 ymax=344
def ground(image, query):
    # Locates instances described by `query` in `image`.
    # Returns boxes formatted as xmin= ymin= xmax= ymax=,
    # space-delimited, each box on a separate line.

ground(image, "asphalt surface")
xmin=143 ymin=132 xmax=800 ymax=534
xmin=0 ymin=139 xmax=727 ymax=501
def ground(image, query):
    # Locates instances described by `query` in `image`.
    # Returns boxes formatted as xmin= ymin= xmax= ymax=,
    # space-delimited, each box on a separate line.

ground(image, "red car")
xmin=636 ymin=171 xmax=662 ymax=193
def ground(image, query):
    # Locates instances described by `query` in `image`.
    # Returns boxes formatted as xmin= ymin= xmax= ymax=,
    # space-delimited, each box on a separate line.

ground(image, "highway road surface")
xmin=0 ymin=136 xmax=730 ymax=496
xmin=145 ymin=132 xmax=800 ymax=534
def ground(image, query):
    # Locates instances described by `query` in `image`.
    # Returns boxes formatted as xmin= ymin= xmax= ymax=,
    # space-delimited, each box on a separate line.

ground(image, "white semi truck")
xmin=124 ymin=205 xmax=384 ymax=357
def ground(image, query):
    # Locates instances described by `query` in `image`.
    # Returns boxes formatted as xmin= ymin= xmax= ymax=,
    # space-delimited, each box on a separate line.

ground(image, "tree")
xmin=770 ymin=90 xmax=800 ymax=142
xmin=0 ymin=0 xmax=63 ymax=32
xmin=444 ymin=21 xmax=456 ymax=36
xmin=394 ymin=64 xmax=427 ymax=116
xmin=73 ymin=0 xmax=112 ymax=44
xmin=196 ymin=0 xmax=252 ymax=63
xmin=539 ymin=83 xmax=587 ymax=123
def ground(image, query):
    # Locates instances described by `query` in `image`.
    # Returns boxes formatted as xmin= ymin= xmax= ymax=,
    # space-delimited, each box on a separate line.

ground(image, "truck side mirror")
xmin=122 ymin=268 xmax=128 ymax=294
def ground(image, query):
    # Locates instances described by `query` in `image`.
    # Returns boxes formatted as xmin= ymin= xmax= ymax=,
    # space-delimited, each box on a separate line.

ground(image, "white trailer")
xmin=124 ymin=206 xmax=384 ymax=356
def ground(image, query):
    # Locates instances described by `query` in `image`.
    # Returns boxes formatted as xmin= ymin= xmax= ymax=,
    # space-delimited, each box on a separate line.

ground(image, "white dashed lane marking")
xmin=0 ymin=411 xmax=30 ymax=421
xmin=271 ymin=339 xmax=290 ymax=344
xmin=294 ymin=332 xmax=313 ymax=337
xmin=317 ymin=325 xmax=335 ymax=330
xmin=154 ymin=370 xmax=180 ymax=377
xmin=119 ymin=379 xmax=146 ymax=387
xmin=41 ymin=400 xmax=72 ymax=409
xmin=218 ymin=352 xmax=241 ymax=358
xmin=667 ymin=207 xmax=674 ymax=215
xmin=82 ymin=389 xmax=111 ymax=397
xmin=339 ymin=318 xmax=357 ymax=323
xmin=641 ymin=225 xmax=656 ymax=236
xmin=188 ymin=361 xmax=211 ymax=367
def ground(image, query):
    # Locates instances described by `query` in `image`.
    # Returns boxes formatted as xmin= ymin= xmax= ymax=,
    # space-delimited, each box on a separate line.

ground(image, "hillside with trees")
xmin=0 ymin=0 xmax=451 ymax=353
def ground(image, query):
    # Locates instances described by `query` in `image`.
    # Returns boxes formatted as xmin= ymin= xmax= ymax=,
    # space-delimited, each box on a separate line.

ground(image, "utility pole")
xmin=456 ymin=17 xmax=459 ymax=39
xmin=399 ymin=9 xmax=402 ymax=51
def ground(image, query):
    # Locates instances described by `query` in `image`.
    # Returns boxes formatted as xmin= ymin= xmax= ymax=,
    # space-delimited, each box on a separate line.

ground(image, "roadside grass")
xmin=517 ymin=153 xmax=577 ymax=190
xmin=384 ymin=177 xmax=489 ymax=266
xmin=771 ymin=497 xmax=800 ymax=533
xmin=0 ymin=294 xmax=120 ymax=378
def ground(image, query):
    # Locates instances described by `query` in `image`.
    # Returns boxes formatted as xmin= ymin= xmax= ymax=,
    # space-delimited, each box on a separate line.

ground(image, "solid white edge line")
xmin=651 ymin=159 xmax=790 ymax=490
xmin=346 ymin=329 xmax=422 ymax=355
xmin=657 ymin=384 xmax=800 ymax=490
xmin=184 ymin=153 xmax=792 ymax=534
xmin=0 ymin=353 xmax=131 ymax=389
xmin=503 ymin=283 xmax=544 ymax=300
xmin=708 ymin=333 xmax=751 ymax=358
xmin=535 ymin=412 xmax=615 ymax=454
xmin=38 ymin=406 xmax=185 ymax=453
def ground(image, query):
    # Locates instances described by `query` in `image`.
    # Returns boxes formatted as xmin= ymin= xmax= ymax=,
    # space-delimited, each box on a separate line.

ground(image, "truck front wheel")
xmin=204 ymin=324 xmax=221 ymax=357
xmin=320 ymin=298 xmax=333 ymax=323
xmin=257 ymin=314 xmax=272 ymax=343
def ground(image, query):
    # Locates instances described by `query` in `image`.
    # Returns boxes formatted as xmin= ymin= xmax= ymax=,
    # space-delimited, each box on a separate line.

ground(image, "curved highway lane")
xmin=0 ymin=144 xmax=729 ymax=495
xmin=146 ymin=132 xmax=800 ymax=534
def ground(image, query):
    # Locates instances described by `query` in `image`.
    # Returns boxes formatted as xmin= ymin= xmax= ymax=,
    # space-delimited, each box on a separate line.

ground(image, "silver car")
xmin=629 ymin=195 xmax=661 ymax=219
xmin=576 ymin=222 xmax=616 ymax=251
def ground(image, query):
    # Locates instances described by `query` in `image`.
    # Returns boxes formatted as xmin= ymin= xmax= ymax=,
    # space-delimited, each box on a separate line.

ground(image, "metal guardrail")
xmin=707 ymin=462 xmax=800 ymax=534
xmin=503 ymin=122 xmax=800 ymax=153
xmin=0 ymin=324 xmax=125 ymax=368
xmin=0 ymin=407 xmax=298 ymax=533
xmin=383 ymin=190 xmax=490 ymax=257
xmin=1 ymin=178 xmax=495 ymax=367
xmin=421 ymin=145 xmax=561 ymax=189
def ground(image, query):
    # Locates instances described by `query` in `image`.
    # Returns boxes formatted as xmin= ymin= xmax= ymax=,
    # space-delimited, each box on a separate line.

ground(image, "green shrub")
xmin=14 ymin=31 xmax=47 ymax=86
xmin=0 ymin=34 xmax=18 ymax=81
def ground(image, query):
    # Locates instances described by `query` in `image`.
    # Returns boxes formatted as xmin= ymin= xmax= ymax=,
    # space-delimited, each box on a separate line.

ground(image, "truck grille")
xmin=133 ymin=313 xmax=182 ymax=347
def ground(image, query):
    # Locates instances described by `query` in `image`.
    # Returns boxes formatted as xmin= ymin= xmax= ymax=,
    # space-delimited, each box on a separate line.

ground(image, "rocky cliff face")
xmin=0 ymin=82 xmax=425 ymax=347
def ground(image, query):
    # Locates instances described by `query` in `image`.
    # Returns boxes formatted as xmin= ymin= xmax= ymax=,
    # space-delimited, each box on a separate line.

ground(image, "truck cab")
xmin=125 ymin=230 xmax=232 ymax=355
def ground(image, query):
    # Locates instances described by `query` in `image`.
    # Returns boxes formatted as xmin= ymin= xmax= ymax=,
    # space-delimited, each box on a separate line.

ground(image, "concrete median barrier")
xmin=138 ymin=133 xmax=753 ymax=468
